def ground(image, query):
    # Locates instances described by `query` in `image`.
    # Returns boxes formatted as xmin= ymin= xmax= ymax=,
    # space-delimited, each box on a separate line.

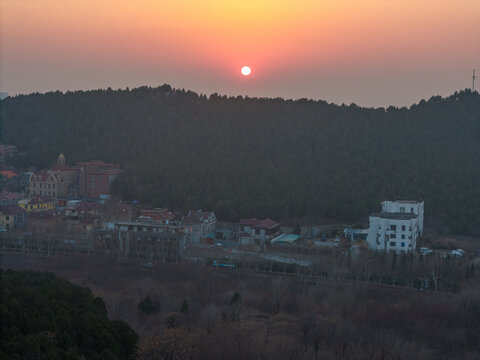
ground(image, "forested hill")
xmin=2 ymin=86 xmax=480 ymax=234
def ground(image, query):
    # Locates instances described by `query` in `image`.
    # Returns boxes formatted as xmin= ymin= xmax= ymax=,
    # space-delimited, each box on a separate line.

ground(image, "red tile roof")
xmin=0 ymin=170 xmax=18 ymax=179
xmin=0 ymin=189 xmax=21 ymax=200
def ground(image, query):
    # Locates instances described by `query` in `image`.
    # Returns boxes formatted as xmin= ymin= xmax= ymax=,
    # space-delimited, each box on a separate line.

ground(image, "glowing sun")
xmin=241 ymin=66 xmax=251 ymax=76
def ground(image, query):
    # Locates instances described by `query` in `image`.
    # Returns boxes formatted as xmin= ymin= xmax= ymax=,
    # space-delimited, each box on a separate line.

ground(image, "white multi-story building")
xmin=367 ymin=200 xmax=424 ymax=253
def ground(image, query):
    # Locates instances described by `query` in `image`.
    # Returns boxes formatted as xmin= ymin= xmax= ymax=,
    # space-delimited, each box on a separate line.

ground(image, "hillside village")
xmin=0 ymin=146 xmax=471 ymax=267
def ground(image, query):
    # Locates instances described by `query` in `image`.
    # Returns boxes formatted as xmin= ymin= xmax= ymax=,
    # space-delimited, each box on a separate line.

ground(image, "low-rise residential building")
xmin=109 ymin=217 xmax=185 ymax=258
xmin=344 ymin=227 xmax=369 ymax=242
xmin=366 ymin=200 xmax=424 ymax=253
xmin=65 ymin=201 xmax=102 ymax=217
xmin=181 ymin=210 xmax=217 ymax=245
xmin=0 ymin=189 xmax=21 ymax=206
xmin=0 ymin=206 xmax=27 ymax=231
xmin=19 ymin=196 xmax=56 ymax=212
xmin=140 ymin=208 xmax=177 ymax=225
xmin=238 ymin=218 xmax=282 ymax=247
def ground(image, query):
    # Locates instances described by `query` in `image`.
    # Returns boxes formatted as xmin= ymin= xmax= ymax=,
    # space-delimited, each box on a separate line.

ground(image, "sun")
xmin=241 ymin=66 xmax=251 ymax=76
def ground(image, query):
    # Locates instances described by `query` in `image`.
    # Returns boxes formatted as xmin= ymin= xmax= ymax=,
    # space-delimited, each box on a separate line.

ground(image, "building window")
xmin=48 ymin=184 xmax=50 ymax=189
xmin=400 ymin=207 xmax=405 ymax=213
xmin=402 ymin=225 xmax=406 ymax=231
xmin=401 ymin=242 xmax=405 ymax=247
xmin=390 ymin=225 xmax=396 ymax=231
xmin=401 ymin=234 xmax=405 ymax=239
xmin=390 ymin=234 xmax=396 ymax=239
xmin=410 ymin=207 xmax=414 ymax=213
xmin=255 ymin=229 xmax=260 ymax=235
xmin=389 ymin=242 xmax=396 ymax=247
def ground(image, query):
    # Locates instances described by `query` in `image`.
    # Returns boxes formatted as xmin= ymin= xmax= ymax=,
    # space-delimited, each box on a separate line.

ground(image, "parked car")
xmin=209 ymin=243 xmax=224 ymax=249
xmin=451 ymin=249 xmax=465 ymax=257
xmin=0 ymin=228 xmax=7 ymax=232
xmin=419 ymin=247 xmax=433 ymax=256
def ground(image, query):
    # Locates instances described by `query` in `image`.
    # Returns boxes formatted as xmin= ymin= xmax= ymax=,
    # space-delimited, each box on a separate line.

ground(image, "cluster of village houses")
xmin=0 ymin=145 xmax=425 ymax=254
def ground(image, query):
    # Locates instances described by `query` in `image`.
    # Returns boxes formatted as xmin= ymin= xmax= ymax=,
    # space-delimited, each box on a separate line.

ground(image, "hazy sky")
xmin=1 ymin=0 xmax=479 ymax=107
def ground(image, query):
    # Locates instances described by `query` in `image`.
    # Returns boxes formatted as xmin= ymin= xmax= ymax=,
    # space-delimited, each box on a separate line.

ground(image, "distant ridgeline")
xmin=0 ymin=269 xmax=138 ymax=359
xmin=2 ymin=86 xmax=480 ymax=234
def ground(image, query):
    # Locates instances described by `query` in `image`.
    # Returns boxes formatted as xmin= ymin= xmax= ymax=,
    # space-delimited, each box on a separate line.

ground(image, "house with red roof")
xmin=65 ymin=201 xmax=102 ymax=217
xmin=238 ymin=218 xmax=282 ymax=247
xmin=0 ymin=188 xmax=22 ymax=206
xmin=140 ymin=208 xmax=177 ymax=225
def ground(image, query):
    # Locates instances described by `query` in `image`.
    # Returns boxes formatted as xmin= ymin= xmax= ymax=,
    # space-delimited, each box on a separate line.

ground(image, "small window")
xmin=400 ymin=207 xmax=405 ymax=213
xmin=401 ymin=234 xmax=405 ymax=239
xmin=390 ymin=234 xmax=396 ymax=239
xmin=389 ymin=242 xmax=396 ymax=247
xmin=402 ymin=225 xmax=406 ymax=231
xmin=401 ymin=242 xmax=405 ymax=247
xmin=410 ymin=207 xmax=414 ymax=213
xmin=390 ymin=225 xmax=396 ymax=231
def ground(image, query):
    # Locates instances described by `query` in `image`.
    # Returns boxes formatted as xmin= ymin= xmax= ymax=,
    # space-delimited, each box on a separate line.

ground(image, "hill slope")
xmin=2 ymin=87 xmax=479 ymax=234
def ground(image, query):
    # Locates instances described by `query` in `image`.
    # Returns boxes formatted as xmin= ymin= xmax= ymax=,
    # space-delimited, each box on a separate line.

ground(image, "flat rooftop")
xmin=371 ymin=212 xmax=418 ymax=220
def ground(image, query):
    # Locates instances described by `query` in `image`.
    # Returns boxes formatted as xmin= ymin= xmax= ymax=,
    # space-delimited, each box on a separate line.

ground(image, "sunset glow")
xmin=1 ymin=0 xmax=479 ymax=106
xmin=241 ymin=66 xmax=251 ymax=76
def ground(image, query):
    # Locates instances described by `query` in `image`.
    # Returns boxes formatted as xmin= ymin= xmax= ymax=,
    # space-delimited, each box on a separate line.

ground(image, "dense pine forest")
xmin=2 ymin=87 xmax=479 ymax=234
xmin=0 ymin=269 xmax=138 ymax=359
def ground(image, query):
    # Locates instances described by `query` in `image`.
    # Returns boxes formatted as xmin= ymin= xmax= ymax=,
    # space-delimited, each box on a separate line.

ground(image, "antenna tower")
xmin=473 ymin=69 xmax=476 ymax=91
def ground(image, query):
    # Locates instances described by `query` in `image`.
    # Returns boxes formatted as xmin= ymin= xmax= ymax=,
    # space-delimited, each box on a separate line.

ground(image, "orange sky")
xmin=1 ymin=0 xmax=479 ymax=106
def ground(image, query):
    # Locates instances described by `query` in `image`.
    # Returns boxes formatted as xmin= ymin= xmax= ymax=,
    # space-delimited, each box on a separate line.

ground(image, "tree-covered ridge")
xmin=0 ymin=269 xmax=138 ymax=359
xmin=2 ymin=87 xmax=480 ymax=234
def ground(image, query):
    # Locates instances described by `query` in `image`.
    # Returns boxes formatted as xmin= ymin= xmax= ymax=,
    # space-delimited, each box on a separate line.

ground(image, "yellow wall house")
xmin=19 ymin=196 xmax=56 ymax=212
